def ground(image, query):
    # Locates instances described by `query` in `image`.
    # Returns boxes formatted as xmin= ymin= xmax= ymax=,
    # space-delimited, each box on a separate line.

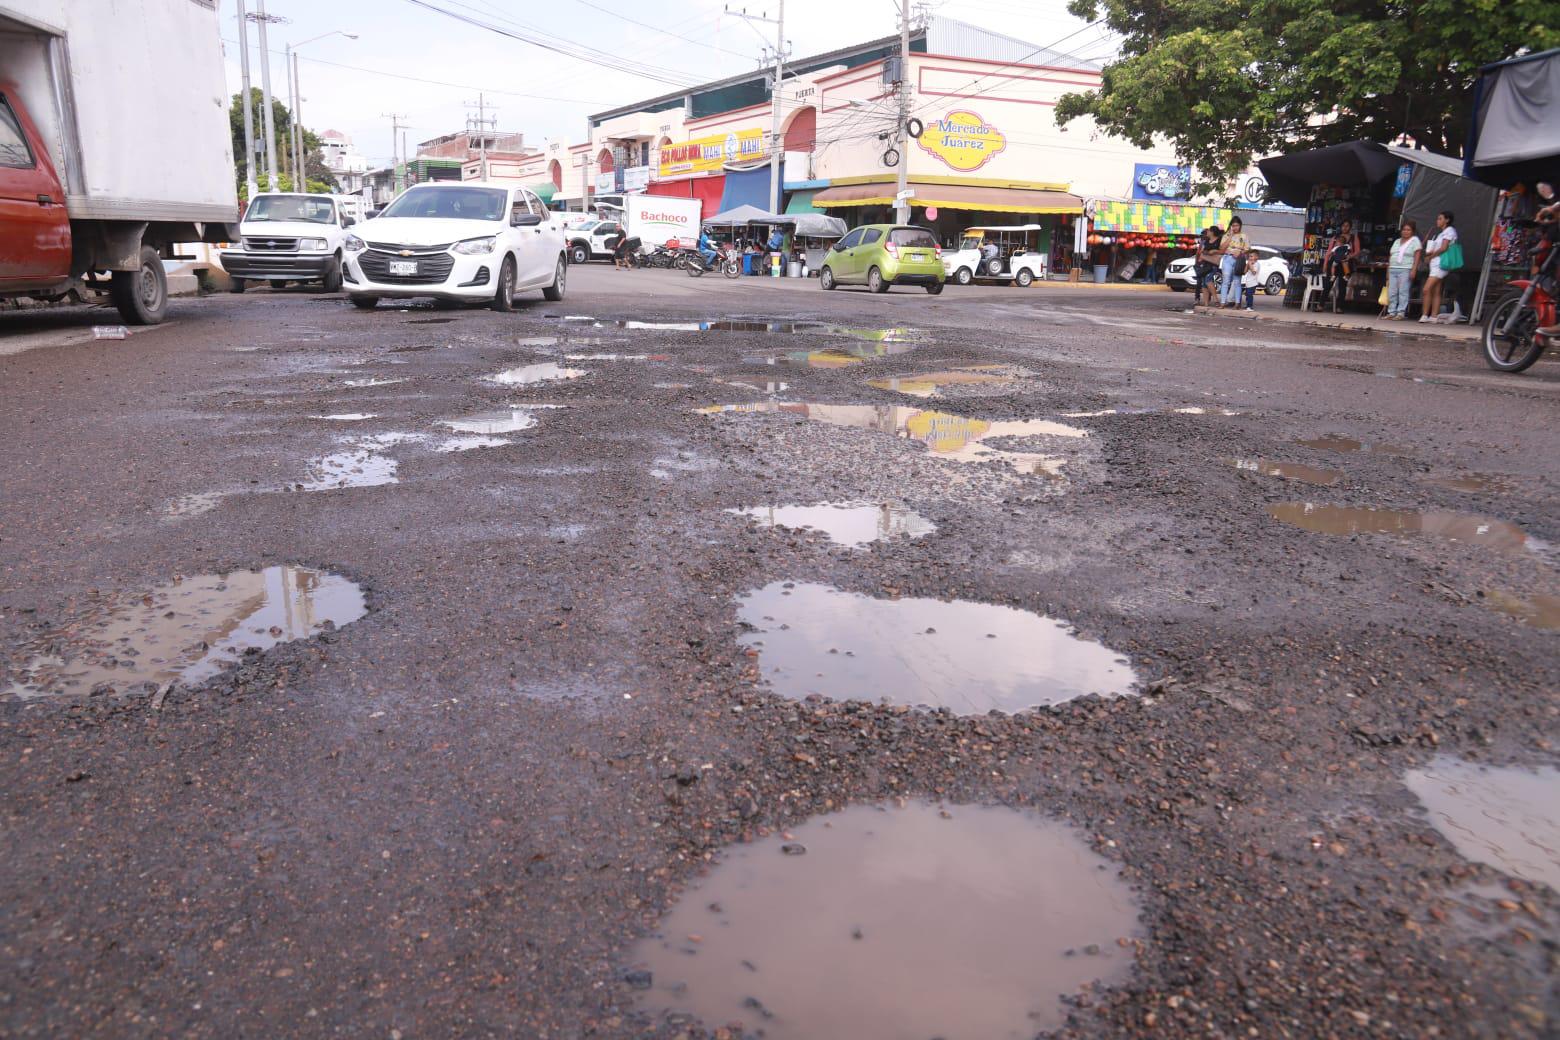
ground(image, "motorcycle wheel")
xmin=1482 ymin=294 xmax=1546 ymax=373
xmin=722 ymin=260 xmax=741 ymax=279
xmin=686 ymin=256 xmax=706 ymax=278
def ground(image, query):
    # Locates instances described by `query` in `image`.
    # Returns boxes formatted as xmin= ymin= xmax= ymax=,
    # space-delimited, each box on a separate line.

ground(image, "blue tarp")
xmin=718 ymin=166 xmax=773 ymax=213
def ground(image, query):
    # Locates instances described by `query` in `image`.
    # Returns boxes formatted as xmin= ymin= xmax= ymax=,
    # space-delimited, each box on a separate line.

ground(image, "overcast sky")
xmin=222 ymin=0 xmax=1109 ymax=168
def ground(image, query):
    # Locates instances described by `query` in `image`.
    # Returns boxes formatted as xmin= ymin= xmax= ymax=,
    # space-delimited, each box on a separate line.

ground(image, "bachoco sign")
xmin=916 ymin=110 xmax=1007 ymax=173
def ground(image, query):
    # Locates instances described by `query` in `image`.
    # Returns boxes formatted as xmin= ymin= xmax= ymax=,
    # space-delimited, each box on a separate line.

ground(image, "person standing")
xmin=1217 ymin=217 xmax=1249 ymax=308
xmin=1143 ymin=246 xmax=1160 ymax=285
xmin=1324 ymin=218 xmax=1361 ymax=304
xmin=1240 ymin=248 xmax=1262 ymax=310
xmin=1385 ymin=220 xmax=1421 ymax=320
xmin=1195 ymin=226 xmax=1222 ymax=308
xmin=1420 ymin=211 xmax=1458 ymax=323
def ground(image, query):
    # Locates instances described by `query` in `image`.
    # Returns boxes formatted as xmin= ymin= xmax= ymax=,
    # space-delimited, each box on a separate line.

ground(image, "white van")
xmin=221 ymin=193 xmax=362 ymax=293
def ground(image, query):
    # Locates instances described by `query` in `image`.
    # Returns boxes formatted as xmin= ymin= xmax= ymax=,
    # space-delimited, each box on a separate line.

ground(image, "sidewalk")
xmin=1188 ymin=301 xmax=1480 ymax=342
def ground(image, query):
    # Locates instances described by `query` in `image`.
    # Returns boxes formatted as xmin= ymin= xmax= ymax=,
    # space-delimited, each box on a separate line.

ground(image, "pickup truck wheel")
xmin=1015 ymin=269 xmax=1034 ymax=287
xmin=543 ymin=255 xmax=567 ymax=302
xmin=229 ymin=277 xmax=246 ymax=294
xmin=321 ymin=256 xmax=343 ymax=293
xmin=569 ymin=243 xmax=589 ymax=265
xmin=349 ymin=295 xmax=379 ymax=310
xmin=110 ymin=246 xmax=168 ymax=325
xmin=954 ymin=267 xmax=973 ymax=286
xmin=491 ymin=255 xmax=517 ymax=312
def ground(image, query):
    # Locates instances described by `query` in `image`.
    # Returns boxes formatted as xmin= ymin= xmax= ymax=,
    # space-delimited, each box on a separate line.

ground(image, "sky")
xmin=222 ymin=0 xmax=1111 ymax=169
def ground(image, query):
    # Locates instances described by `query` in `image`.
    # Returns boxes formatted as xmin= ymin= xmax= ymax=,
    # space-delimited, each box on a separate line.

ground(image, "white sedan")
xmin=1165 ymin=246 xmax=1292 ymax=295
xmin=342 ymin=183 xmax=567 ymax=311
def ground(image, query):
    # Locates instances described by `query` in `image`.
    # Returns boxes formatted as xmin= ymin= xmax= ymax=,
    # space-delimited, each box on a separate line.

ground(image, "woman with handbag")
xmin=1421 ymin=211 xmax=1461 ymax=323
xmin=1217 ymin=217 xmax=1249 ymax=308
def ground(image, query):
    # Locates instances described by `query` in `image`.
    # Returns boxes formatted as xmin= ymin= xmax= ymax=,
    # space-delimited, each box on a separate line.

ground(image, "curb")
xmin=1190 ymin=304 xmax=1479 ymax=343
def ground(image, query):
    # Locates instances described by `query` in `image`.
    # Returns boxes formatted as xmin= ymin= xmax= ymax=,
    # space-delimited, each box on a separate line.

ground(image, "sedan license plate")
xmin=388 ymin=260 xmax=418 ymax=276
xmin=907 ymin=251 xmax=927 ymax=261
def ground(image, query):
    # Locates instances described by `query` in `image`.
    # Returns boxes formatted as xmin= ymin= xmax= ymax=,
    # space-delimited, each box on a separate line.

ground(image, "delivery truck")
xmin=0 ymin=1 xmax=239 ymax=324
xmin=564 ymin=194 xmax=702 ymax=263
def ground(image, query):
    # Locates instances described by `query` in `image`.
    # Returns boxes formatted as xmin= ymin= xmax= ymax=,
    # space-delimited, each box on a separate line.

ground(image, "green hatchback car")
xmin=819 ymin=224 xmax=945 ymax=294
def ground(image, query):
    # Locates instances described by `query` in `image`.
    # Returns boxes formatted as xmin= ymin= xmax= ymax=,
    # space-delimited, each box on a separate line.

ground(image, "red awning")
xmin=645 ymin=180 xmax=693 ymax=199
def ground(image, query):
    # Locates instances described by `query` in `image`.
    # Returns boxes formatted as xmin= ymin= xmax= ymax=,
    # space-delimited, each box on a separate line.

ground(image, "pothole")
xmin=1229 ymin=457 xmax=1342 ymax=486
xmin=627 ymin=801 xmax=1140 ymax=1039
xmin=165 ymin=492 xmax=224 ymax=520
xmin=868 ymin=365 xmax=1029 ymax=398
xmin=1063 ymin=406 xmax=1241 ymax=417
xmin=716 ymin=378 xmax=790 ymax=395
xmin=563 ymin=352 xmax=662 ymax=361
xmin=1425 ymin=473 xmax=1517 ymax=495
xmin=4 ymin=566 xmax=365 ymax=700
xmin=485 ymin=362 xmax=587 ymax=386
xmin=699 ymin=403 xmax=1085 ymax=476
xmin=439 ymin=408 xmax=541 ymax=435
xmin=342 ymin=377 xmax=407 ymax=388
xmin=736 ymin=581 xmax=1136 ymax=712
xmin=297 ymin=435 xmax=406 ymax=490
xmin=1480 ymin=589 xmax=1560 ymax=631
xmin=729 ymin=503 xmax=935 ymax=548
xmin=1268 ymin=503 xmax=1533 ymax=552
xmin=746 ymin=342 xmax=919 ymax=367
xmin=1296 ymin=434 xmax=1411 ymax=457
xmin=313 ymin=413 xmax=378 ymax=421
xmin=616 ymin=319 xmax=920 ymax=342
xmin=1404 ymin=757 xmax=1560 ymax=892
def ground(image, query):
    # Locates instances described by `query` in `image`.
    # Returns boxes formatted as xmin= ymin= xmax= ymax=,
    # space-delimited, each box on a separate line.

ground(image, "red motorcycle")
xmin=1482 ymin=221 xmax=1557 ymax=373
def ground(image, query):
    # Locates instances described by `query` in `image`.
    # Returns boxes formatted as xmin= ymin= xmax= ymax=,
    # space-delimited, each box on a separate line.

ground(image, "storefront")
xmin=1084 ymin=200 xmax=1231 ymax=282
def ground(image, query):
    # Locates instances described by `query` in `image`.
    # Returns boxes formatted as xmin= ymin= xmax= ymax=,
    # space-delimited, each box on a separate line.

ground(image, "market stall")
xmin=702 ymin=204 xmax=800 ymax=276
xmin=1084 ymin=200 xmax=1231 ymax=283
xmin=789 ymin=212 xmax=847 ymax=274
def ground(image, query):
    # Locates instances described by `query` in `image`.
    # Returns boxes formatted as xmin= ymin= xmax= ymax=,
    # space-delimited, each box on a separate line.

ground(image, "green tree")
xmin=1055 ymin=0 xmax=1560 ymax=192
xmin=229 ymin=88 xmax=339 ymax=197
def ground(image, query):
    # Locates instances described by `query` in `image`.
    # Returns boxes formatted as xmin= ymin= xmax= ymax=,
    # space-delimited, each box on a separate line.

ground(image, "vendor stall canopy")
xmin=1464 ymin=48 xmax=1560 ymax=188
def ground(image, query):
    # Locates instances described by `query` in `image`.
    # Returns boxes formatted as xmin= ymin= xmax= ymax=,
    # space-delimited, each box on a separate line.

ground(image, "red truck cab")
xmin=0 ymin=81 xmax=71 ymax=291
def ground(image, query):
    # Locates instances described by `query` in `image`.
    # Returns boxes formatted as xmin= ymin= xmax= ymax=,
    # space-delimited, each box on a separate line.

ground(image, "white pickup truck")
xmin=221 ymin=193 xmax=363 ymax=293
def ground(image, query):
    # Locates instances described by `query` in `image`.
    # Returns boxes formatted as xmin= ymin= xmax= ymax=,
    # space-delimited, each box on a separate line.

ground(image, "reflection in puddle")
xmin=1268 ymin=503 xmax=1531 ymax=552
xmin=4 ymin=567 xmax=366 ymax=700
xmin=298 ymin=433 xmax=416 ymax=491
xmin=737 ymin=582 xmax=1136 ymax=712
xmin=1063 ymin=406 xmax=1241 ymax=417
xmin=516 ymin=336 xmax=559 ymax=347
xmin=563 ymin=352 xmax=662 ymax=361
xmin=749 ymin=342 xmax=919 ymax=367
xmin=1482 ymin=589 xmax=1560 ymax=631
xmin=618 ymin=319 xmax=918 ymax=341
xmin=700 ymin=403 xmax=1084 ymax=475
xmin=868 ymin=365 xmax=1027 ymax=398
xmin=1229 ymin=457 xmax=1342 ymax=486
xmin=718 ymin=378 xmax=791 ymax=395
xmin=485 ymin=362 xmax=587 ymax=386
xmin=440 ymin=409 xmax=540 ymax=435
xmin=435 ymin=435 xmax=508 ymax=453
xmin=1425 ymin=473 xmax=1517 ymax=495
xmin=729 ymin=503 xmax=935 ymax=548
xmin=342 ymin=377 xmax=406 ymax=388
xmin=630 ymin=801 xmax=1140 ymax=1039
xmin=1405 ymin=757 xmax=1560 ymax=892
xmin=314 ymin=413 xmax=377 ymax=421
xmin=1297 ymin=434 xmax=1411 ymax=457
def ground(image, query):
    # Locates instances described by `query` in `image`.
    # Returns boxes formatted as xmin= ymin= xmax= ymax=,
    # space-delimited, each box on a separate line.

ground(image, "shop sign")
xmin=658 ymin=128 xmax=768 ymax=177
xmin=916 ymin=110 xmax=1006 ymax=173
xmin=595 ymin=171 xmax=620 ymax=193
xmin=1132 ymin=164 xmax=1191 ymax=200
xmin=622 ymin=165 xmax=651 ymax=192
xmin=1092 ymin=201 xmax=1231 ymax=234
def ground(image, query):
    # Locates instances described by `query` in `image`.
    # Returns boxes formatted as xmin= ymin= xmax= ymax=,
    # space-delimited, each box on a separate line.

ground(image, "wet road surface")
xmin=2 ymin=268 xmax=1558 ymax=1038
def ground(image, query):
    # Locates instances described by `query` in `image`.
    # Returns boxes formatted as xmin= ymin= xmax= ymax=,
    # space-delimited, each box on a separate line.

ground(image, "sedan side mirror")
xmin=512 ymin=212 xmax=543 ymax=227
xmin=342 ymin=216 xmax=356 ymax=228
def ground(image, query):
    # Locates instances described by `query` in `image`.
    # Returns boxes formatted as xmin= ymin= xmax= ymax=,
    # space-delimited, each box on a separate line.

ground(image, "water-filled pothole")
xmin=486 ymin=362 xmax=587 ymax=386
xmin=1404 ymin=757 xmax=1560 ymax=892
xmin=736 ymin=582 xmax=1136 ymax=712
xmin=699 ymin=403 xmax=1085 ymax=475
xmin=342 ymin=377 xmax=406 ymax=388
xmin=628 ymin=801 xmax=1140 ymax=1039
xmin=747 ymin=342 xmax=919 ymax=367
xmin=1229 ymin=457 xmax=1342 ymax=486
xmin=440 ymin=409 xmax=540 ymax=435
xmin=1481 ymin=589 xmax=1560 ymax=631
xmin=1297 ymin=434 xmax=1411 ymax=456
xmin=563 ymin=352 xmax=663 ymax=361
xmin=314 ymin=413 xmax=377 ymax=421
xmin=1064 ymin=406 xmax=1241 ymax=417
xmin=868 ymin=365 xmax=1028 ymax=398
xmin=4 ymin=566 xmax=365 ymax=700
xmin=1425 ymin=473 xmax=1517 ymax=495
xmin=729 ymin=503 xmax=935 ymax=548
xmin=1268 ymin=503 xmax=1532 ymax=552
xmin=299 ymin=437 xmax=403 ymax=490
xmin=617 ymin=319 xmax=919 ymax=342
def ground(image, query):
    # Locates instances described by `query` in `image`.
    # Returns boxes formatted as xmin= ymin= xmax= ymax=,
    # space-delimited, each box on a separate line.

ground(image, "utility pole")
xmin=291 ymin=51 xmax=304 ymax=187
xmin=383 ymin=113 xmax=407 ymax=195
xmin=895 ymin=0 xmax=911 ymax=224
xmin=465 ymin=94 xmax=497 ymax=181
xmin=727 ymin=5 xmax=787 ymax=215
xmin=284 ymin=42 xmax=297 ymax=185
xmin=251 ymin=0 xmax=283 ymax=190
xmin=235 ymin=0 xmax=258 ymax=201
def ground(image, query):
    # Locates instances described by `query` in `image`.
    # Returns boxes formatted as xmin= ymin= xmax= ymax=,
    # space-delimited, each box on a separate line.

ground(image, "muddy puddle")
xmin=747 ymin=342 xmax=919 ymax=368
xmin=1404 ymin=757 xmax=1560 ymax=892
xmin=700 ymin=403 xmax=1085 ymax=476
xmin=629 ymin=801 xmax=1140 ymax=1039
xmin=1481 ymin=589 xmax=1560 ymax=631
xmin=729 ymin=503 xmax=935 ymax=548
xmin=4 ymin=566 xmax=365 ymax=700
xmin=1268 ymin=503 xmax=1532 ymax=553
xmin=1230 ymin=457 xmax=1342 ymax=486
xmin=1425 ymin=473 xmax=1517 ymax=495
xmin=868 ymin=365 xmax=1029 ymax=398
xmin=486 ymin=362 xmax=587 ymax=386
xmin=439 ymin=408 xmax=541 ymax=435
xmin=736 ymin=582 xmax=1136 ymax=712
xmin=297 ymin=434 xmax=408 ymax=491
xmin=342 ymin=377 xmax=407 ymax=388
xmin=617 ymin=319 xmax=919 ymax=342
xmin=1297 ymin=434 xmax=1411 ymax=457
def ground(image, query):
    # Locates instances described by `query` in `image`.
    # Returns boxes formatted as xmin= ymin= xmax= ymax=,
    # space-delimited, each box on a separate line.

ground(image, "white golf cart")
xmin=942 ymin=225 xmax=1050 ymax=287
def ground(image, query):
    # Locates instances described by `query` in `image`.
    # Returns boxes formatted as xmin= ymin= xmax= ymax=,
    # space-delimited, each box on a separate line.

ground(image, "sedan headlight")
xmin=452 ymin=236 xmax=497 ymax=255
xmin=343 ymin=234 xmax=366 ymax=252
xmin=298 ymin=238 xmax=329 ymax=252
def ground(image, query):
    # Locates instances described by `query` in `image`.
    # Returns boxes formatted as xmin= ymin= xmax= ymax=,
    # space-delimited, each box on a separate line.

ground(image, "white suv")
xmin=1165 ymin=246 xmax=1292 ymax=295
xmin=342 ymin=183 xmax=567 ymax=311
xmin=222 ymin=193 xmax=360 ymax=293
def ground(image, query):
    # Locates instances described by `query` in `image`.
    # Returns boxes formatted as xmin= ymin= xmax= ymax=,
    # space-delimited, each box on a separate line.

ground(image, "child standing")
xmin=1240 ymin=252 xmax=1262 ymax=310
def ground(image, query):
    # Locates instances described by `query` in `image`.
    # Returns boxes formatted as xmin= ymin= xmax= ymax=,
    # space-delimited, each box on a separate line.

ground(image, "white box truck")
xmin=623 ymin=194 xmax=701 ymax=252
xmin=0 ymin=0 xmax=239 ymax=324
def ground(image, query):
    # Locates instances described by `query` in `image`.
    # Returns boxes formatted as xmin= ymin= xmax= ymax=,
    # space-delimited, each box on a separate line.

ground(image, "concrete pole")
xmin=284 ymin=43 xmax=296 ymax=186
xmin=235 ymin=0 xmax=258 ymax=201
xmin=894 ymin=0 xmax=911 ymax=225
xmin=292 ymin=52 xmax=305 ymax=189
xmin=254 ymin=0 xmax=279 ymax=189
xmin=768 ymin=0 xmax=785 ymax=216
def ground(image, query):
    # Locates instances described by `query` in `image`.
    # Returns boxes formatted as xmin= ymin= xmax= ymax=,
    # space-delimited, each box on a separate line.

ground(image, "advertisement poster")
xmin=622 ymin=165 xmax=651 ymax=193
xmin=916 ymin=110 xmax=1007 ymax=173
xmin=658 ymin=129 xmax=768 ymax=177
xmin=1131 ymin=164 xmax=1191 ymax=200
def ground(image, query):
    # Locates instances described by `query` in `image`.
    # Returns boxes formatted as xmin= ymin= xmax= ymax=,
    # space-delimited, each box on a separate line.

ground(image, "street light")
xmin=287 ymin=30 xmax=358 ymax=187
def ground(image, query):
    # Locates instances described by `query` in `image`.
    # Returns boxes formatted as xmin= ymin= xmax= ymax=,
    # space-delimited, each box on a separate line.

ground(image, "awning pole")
xmin=1469 ymin=191 xmax=1503 ymax=323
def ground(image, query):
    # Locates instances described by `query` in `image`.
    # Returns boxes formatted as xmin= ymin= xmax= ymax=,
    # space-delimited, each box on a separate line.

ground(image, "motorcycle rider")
xmin=698 ymin=227 xmax=718 ymax=271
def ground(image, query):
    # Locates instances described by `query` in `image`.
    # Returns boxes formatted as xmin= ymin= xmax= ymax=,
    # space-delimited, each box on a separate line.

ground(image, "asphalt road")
xmin=2 ymin=268 xmax=1557 ymax=1039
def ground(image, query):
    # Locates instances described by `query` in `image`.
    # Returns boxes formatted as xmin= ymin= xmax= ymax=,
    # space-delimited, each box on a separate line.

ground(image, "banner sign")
xmin=595 ymin=170 xmax=619 ymax=194
xmin=1091 ymin=201 xmax=1231 ymax=234
xmin=658 ymin=129 xmax=768 ymax=177
xmin=622 ymin=165 xmax=651 ymax=192
xmin=916 ymin=110 xmax=1006 ymax=173
xmin=1132 ymin=164 xmax=1191 ymax=200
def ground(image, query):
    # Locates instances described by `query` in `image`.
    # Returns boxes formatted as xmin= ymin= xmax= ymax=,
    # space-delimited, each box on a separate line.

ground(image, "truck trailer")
xmin=0 ymin=0 xmax=238 ymax=324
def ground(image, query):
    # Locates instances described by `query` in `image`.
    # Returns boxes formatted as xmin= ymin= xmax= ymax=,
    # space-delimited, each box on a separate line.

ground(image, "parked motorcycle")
xmin=685 ymin=244 xmax=742 ymax=279
xmin=1482 ymin=220 xmax=1557 ymax=373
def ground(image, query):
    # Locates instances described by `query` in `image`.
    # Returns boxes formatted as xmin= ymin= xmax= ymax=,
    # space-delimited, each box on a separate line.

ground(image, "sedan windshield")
xmin=379 ymin=186 xmax=507 ymax=222
xmin=246 ymin=195 xmax=335 ymax=223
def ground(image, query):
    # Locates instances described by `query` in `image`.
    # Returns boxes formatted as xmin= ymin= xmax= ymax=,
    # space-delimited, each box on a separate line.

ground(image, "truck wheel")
xmin=349 ymin=295 xmax=379 ymax=310
xmin=230 ymin=278 xmax=246 ymax=294
xmin=543 ymin=254 xmax=567 ymax=302
xmin=110 ymin=246 xmax=169 ymax=325
xmin=570 ymin=242 xmax=589 ymax=265
xmin=322 ymin=256 xmax=343 ymax=294
xmin=1015 ymin=269 xmax=1034 ymax=287
xmin=491 ymin=255 xmax=517 ymax=312
xmin=954 ymin=267 xmax=973 ymax=286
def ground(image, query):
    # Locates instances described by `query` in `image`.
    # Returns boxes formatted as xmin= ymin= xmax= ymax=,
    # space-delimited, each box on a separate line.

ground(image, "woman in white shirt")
xmin=1386 ymin=220 xmax=1421 ymax=320
xmin=1421 ymin=211 xmax=1458 ymax=323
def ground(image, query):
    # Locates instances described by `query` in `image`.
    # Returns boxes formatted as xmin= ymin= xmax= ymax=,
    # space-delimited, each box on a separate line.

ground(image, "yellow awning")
xmin=812 ymin=182 xmax=1083 ymax=215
